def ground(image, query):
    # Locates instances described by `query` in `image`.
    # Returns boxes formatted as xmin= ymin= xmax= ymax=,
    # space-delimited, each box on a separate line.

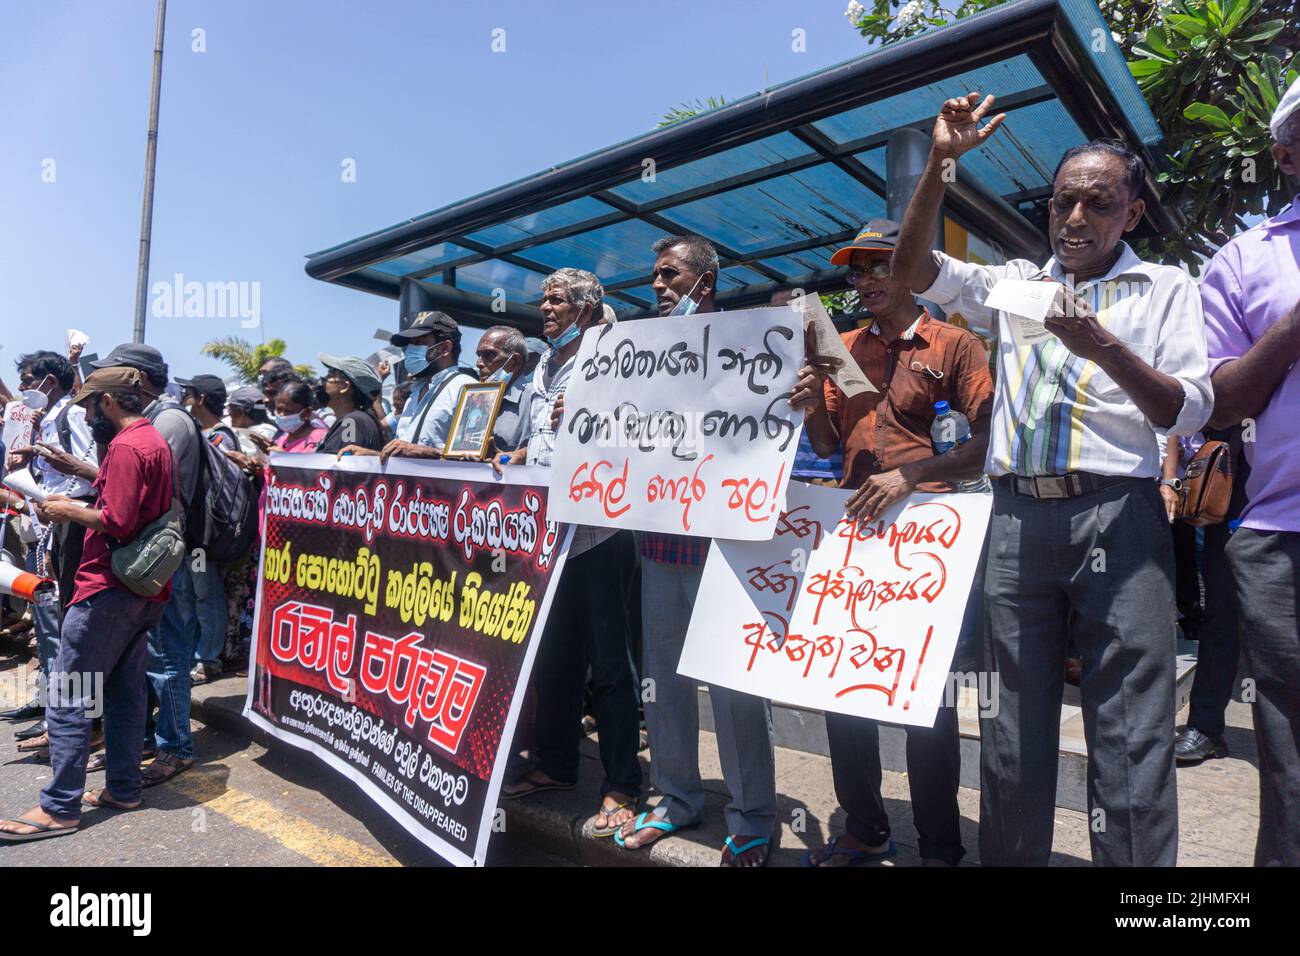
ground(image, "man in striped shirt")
xmin=890 ymin=93 xmax=1212 ymax=866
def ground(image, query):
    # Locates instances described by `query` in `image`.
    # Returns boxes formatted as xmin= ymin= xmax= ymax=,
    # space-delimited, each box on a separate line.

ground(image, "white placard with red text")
xmin=677 ymin=482 xmax=992 ymax=728
xmin=548 ymin=306 xmax=803 ymax=540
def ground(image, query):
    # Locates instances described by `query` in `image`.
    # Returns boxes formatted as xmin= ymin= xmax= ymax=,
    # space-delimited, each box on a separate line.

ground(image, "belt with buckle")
xmin=998 ymin=472 xmax=1134 ymax=499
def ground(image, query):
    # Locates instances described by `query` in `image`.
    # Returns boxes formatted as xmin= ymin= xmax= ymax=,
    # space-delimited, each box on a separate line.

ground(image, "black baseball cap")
xmin=830 ymin=219 xmax=902 ymax=266
xmin=389 ymin=311 xmax=458 ymax=345
xmin=175 ymin=374 xmax=228 ymax=405
xmin=90 ymin=343 xmax=167 ymax=377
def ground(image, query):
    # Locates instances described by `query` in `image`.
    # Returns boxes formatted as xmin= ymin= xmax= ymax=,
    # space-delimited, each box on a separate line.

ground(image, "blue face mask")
xmin=667 ymin=274 xmax=705 ymax=317
xmin=404 ymin=343 xmax=431 ymax=377
xmin=546 ymin=321 xmax=582 ymax=349
xmin=486 ymin=364 xmax=514 ymax=384
xmin=275 ymin=412 xmax=305 ymax=434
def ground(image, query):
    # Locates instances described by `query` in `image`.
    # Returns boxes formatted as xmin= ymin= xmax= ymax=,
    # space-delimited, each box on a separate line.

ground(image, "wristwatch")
xmin=1158 ymin=478 xmax=1182 ymax=491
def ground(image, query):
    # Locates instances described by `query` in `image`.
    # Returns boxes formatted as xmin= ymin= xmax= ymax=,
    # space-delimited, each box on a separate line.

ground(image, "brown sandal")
xmin=81 ymin=789 xmax=142 ymax=811
xmin=141 ymin=752 xmax=193 ymax=788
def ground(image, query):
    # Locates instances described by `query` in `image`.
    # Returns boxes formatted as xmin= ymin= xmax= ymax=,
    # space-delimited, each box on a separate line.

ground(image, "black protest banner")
xmin=245 ymin=454 xmax=571 ymax=866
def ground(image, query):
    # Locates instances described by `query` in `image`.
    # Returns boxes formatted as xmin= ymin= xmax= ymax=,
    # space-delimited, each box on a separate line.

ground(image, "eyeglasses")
xmin=847 ymin=261 xmax=892 ymax=284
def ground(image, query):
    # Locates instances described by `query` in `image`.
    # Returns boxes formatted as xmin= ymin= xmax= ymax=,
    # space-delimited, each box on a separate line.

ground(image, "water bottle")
xmin=930 ymin=401 xmax=991 ymax=493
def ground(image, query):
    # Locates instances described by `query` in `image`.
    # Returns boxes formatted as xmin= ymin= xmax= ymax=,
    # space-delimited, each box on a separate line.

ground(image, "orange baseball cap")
xmin=829 ymin=218 xmax=901 ymax=266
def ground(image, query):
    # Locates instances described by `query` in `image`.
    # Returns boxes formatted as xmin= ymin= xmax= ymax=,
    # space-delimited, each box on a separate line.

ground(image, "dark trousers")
xmin=980 ymin=479 xmax=1178 ymax=866
xmin=41 ymin=587 xmax=163 ymax=819
xmin=533 ymin=531 xmax=642 ymax=798
xmin=1186 ymin=522 xmax=1239 ymax=736
xmin=1225 ymin=528 xmax=1300 ymax=866
xmin=49 ymin=520 xmax=87 ymax=618
xmin=825 ymin=705 xmax=965 ymax=865
xmin=1172 ymin=521 xmax=1202 ymax=632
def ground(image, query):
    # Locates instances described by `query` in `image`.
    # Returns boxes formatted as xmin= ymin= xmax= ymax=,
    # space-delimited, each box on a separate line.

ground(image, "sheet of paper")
xmin=791 ymin=293 xmax=876 ymax=396
xmin=984 ymin=279 xmax=1062 ymax=344
xmin=65 ymin=328 xmax=90 ymax=352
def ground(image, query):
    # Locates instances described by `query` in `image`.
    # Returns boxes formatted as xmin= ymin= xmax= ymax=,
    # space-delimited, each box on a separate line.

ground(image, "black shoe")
xmin=1175 ymin=726 xmax=1227 ymax=764
xmin=0 ymin=701 xmax=43 ymax=721
xmin=14 ymin=718 xmax=48 ymax=741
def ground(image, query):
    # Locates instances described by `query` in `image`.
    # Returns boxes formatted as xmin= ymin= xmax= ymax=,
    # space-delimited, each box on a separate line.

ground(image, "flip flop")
xmin=721 ymin=835 xmax=772 ymax=867
xmin=500 ymin=775 xmax=575 ymax=801
xmin=801 ymin=836 xmax=897 ymax=867
xmin=0 ymin=816 xmax=79 ymax=842
xmin=590 ymin=800 xmax=634 ymax=838
xmin=612 ymin=811 xmax=695 ymax=849
xmin=81 ymin=790 xmax=142 ymax=811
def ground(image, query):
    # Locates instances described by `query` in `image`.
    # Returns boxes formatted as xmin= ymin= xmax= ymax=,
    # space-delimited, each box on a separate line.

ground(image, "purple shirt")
xmin=1200 ymin=196 xmax=1300 ymax=532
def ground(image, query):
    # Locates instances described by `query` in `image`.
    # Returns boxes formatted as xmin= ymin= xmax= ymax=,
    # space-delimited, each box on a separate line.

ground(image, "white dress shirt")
xmin=29 ymin=393 xmax=96 ymax=532
xmin=923 ymin=242 xmax=1212 ymax=479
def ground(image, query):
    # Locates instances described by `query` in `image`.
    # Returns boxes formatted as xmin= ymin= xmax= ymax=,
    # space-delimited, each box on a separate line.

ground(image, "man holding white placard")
xmin=792 ymin=218 xmax=993 ymax=867
xmin=614 ymin=236 xmax=781 ymax=867
xmin=889 ymin=93 xmax=1212 ymax=866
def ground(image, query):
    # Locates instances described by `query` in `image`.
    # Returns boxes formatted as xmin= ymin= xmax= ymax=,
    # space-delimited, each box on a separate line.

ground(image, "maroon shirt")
xmin=72 ymin=418 xmax=176 ymax=605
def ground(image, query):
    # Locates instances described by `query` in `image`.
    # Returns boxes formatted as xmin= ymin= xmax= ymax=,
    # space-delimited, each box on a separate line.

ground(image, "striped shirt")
xmin=923 ymin=243 xmax=1212 ymax=479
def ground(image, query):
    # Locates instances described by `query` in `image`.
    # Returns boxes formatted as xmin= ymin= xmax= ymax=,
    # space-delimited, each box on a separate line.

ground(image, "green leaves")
xmin=1184 ymin=103 xmax=1233 ymax=130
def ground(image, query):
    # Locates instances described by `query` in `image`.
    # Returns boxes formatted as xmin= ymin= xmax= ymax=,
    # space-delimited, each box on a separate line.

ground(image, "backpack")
xmin=146 ymin=404 xmax=258 ymax=565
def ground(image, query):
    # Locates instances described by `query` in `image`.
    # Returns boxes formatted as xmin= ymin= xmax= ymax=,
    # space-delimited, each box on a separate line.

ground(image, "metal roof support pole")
xmin=398 ymin=276 xmax=437 ymax=332
xmin=886 ymin=127 xmax=945 ymax=319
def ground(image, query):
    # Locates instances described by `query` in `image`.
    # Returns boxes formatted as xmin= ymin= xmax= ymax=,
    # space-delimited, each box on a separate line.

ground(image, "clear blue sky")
xmin=2 ymin=0 xmax=874 ymax=382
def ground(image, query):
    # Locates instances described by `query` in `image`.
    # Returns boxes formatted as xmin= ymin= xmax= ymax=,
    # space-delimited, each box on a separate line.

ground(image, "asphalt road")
xmin=0 ymin=635 xmax=567 ymax=867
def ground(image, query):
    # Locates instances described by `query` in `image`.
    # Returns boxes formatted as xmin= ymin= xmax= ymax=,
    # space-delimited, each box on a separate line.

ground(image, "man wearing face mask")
xmin=87 ymin=344 xmax=205 ymax=787
xmin=341 ymin=312 xmax=476 ymax=462
xmin=612 ymin=236 xmax=780 ymax=868
xmin=0 ymin=352 xmax=97 ymax=732
xmin=497 ymin=269 xmax=643 ymax=841
xmin=0 ymin=367 xmax=174 ymax=842
xmin=474 ymin=325 xmax=529 ymax=453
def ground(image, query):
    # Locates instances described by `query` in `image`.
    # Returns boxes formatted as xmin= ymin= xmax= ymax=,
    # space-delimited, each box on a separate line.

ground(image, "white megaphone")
xmin=0 ymin=559 xmax=56 ymax=603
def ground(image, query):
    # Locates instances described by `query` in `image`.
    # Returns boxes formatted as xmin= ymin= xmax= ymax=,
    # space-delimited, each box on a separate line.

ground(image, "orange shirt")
xmin=824 ymin=313 xmax=994 ymax=491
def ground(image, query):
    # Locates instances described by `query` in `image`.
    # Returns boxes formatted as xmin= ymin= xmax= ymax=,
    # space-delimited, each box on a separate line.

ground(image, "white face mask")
xmin=275 ymin=411 xmax=305 ymax=433
xmin=21 ymin=389 xmax=48 ymax=411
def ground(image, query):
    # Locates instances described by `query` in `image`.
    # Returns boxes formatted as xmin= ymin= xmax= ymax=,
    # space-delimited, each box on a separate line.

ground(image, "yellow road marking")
xmin=170 ymin=770 xmax=400 ymax=867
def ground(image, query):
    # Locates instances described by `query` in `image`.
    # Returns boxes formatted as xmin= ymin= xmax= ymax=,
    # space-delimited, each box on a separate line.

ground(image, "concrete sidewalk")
xmin=189 ymin=674 xmax=1260 ymax=867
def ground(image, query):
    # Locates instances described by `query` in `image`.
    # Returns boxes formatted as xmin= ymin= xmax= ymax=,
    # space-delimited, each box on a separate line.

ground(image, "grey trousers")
xmin=1224 ymin=528 xmax=1300 ymax=867
xmin=979 ymin=478 xmax=1179 ymax=866
xmin=640 ymin=557 xmax=777 ymax=836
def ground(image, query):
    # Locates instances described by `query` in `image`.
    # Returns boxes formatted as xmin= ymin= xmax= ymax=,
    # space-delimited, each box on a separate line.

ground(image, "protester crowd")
xmin=0 ymin=81 xmax=1296 ymax=869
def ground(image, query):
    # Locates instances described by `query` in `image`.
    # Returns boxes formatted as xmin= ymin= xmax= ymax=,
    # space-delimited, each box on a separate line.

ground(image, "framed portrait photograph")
xmin=443 ymin=381 xmax=506 ymax=460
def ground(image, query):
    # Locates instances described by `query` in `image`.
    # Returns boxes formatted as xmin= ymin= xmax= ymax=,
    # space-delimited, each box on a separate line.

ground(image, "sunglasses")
xmin=847 ymin=261 xmax=892 ymax=284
